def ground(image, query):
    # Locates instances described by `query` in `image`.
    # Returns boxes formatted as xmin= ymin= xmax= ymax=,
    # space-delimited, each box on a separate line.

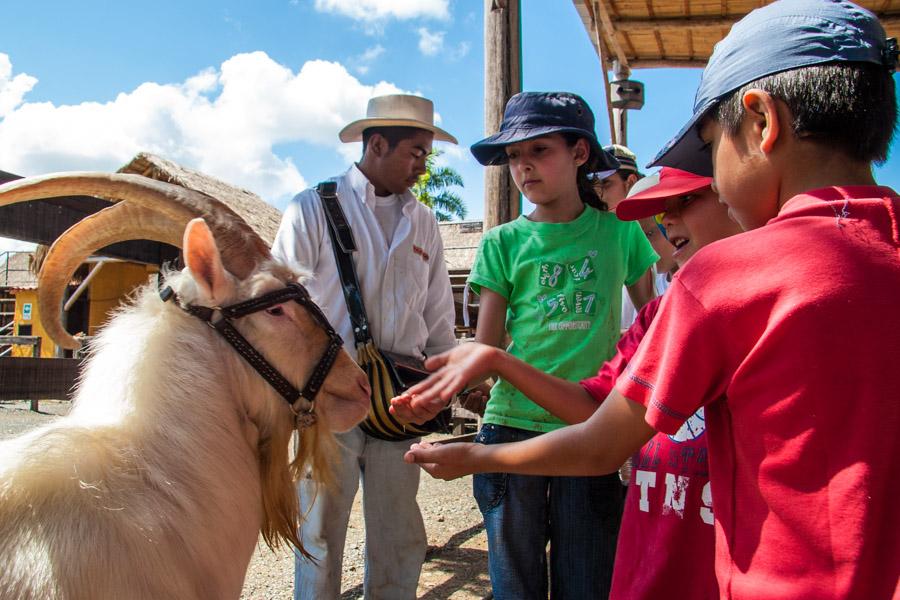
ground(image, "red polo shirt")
xmin=616 ymin=187 xmax=900 ymax=599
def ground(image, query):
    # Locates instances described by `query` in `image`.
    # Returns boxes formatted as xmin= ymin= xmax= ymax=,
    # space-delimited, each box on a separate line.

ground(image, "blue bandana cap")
xmin=649 ymin=0 xmax=897 ymax=176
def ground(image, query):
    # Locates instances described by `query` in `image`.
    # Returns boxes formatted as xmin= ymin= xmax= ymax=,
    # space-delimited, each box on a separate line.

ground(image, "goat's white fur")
xmin=0 ymin=220 xmax=368 ymax=599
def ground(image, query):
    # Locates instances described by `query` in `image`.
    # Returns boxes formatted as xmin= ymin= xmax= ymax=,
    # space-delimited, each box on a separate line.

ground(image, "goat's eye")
xmin=265 ymin=306 xmax=285 ymax=317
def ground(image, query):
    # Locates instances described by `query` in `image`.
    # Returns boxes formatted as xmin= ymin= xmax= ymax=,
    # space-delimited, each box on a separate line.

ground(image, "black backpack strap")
xmin=317 ymin=181 xmax=371 ymax=347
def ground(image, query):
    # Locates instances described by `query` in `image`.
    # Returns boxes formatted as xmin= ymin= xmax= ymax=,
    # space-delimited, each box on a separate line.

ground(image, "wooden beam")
xmin=585 ymin=2 xmax=618 ymax=145
xmin=483 ymin=0 xmax=522 ymax=231
xmin=592 ymin=0 xmax=630 ymax=71
xmin=614 ymin=14 xmax=899 ymax=32
xmin=628 ymin=58 xmax=709 ymax=68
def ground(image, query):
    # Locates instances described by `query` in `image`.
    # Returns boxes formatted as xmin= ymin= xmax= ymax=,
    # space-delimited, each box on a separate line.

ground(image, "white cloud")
xmin=417 ymin=28 xmax=445 ymax=56
xmin=360 ymin=45 xmax=386 ymax=62
xmin=438 ymin=144 xmax=467 ymax=162
xmin=0 ymin=52 xmax=407 ymax=210
xmin=351 ymin=44 xmax=385 ymax=75
xmin=451 ymin=41 xmax=471 ymax=60
xmin=0 ymin=54 xmax=37 ymax=118
xmin=314 ymin=0 xmax=449 ymax=22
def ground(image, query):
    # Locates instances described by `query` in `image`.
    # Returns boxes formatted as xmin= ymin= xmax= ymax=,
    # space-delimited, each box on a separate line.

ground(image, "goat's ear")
xmin=183 ymin=218 xmax=230 ymax=305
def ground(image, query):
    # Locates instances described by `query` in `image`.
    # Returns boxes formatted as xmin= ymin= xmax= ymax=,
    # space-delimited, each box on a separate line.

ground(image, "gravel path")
xmin=0 ymin=400 xmax=491 ymax=599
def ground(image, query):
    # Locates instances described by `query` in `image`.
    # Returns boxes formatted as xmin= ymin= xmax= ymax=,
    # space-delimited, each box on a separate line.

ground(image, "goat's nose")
xmin=357 ymin=372 xmax=371 ymax=398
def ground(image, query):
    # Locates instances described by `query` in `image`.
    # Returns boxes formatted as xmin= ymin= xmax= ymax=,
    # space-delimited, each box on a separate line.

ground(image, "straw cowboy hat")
xmin=339 ymin=94 xmax=458 ymax=144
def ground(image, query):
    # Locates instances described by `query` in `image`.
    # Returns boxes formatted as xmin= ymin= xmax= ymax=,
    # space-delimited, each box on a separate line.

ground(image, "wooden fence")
xmin=0 ymin=357 xmax=82 ymax=409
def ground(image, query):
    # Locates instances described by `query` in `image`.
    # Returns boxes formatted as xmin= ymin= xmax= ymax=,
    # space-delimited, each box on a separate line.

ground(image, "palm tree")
xmin=413 ymin=150 xmax=467 ymax=221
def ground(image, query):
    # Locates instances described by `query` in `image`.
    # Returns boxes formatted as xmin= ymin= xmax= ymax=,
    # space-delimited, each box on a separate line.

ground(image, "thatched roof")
xmin=118 ymin=153 xmax=283 ymax=245
xmin=573 ymin=0 xmax=900 ymax=70
xmin=0 ymin=251 xmax=38 ymax=289
xmin=438 ymin=220 xmax=483 ymax=271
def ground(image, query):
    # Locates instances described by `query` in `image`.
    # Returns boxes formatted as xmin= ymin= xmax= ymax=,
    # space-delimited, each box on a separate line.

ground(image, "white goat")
xmin=0 ymin=174 xmax=370 ymax=599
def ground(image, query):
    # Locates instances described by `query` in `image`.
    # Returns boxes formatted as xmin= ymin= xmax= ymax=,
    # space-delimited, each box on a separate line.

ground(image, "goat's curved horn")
xmin=0 ymin=172 xmax=272 ymax=274
xmin=0 ymin=172 xmax=273 ymax=349
xmin=37 ymin=202 xmax=184 ymax=349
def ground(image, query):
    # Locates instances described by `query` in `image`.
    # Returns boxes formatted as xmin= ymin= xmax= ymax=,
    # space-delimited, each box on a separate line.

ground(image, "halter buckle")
xmin=293 ymin=407 xmax=318 ymax=430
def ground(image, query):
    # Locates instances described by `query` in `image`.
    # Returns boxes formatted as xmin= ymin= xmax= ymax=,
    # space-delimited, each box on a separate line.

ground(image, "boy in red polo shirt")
xmin=398 ymin=1 xmax=900 ymax=597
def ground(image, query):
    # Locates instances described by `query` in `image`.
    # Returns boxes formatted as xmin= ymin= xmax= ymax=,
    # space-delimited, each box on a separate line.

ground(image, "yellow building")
xmin=2 ymin=252 xmax=158 ymax=358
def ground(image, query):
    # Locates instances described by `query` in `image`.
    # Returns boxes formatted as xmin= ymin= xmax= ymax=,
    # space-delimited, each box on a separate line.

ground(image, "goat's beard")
xmin=257 ymin=412 xmax=337 ymax=559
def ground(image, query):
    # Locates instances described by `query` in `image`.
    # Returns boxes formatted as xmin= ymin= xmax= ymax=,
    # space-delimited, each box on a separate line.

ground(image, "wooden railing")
xmin=0 ymin=354 xmax=82 ymax=411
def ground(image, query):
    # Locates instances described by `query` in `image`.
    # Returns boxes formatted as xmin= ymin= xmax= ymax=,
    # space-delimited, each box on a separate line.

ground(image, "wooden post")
xmin=31 ymin=336 xmax=41 ymax=412
xmin=483 ymin=0 xmax=522 ymax=231
xmin=612 ymin=60 xmax=631 ymax=146
xmin=613 ymin=109 xmax=627 ymax=147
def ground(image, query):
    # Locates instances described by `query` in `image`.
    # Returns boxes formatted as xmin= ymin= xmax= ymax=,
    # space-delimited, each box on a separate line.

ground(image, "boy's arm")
xmin=405 ymin=389 xmax=655 ymax=479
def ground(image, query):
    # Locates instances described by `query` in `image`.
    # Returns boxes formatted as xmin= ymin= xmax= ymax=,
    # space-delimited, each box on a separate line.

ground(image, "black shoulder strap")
xmin=317 ymin=181 xmax=371 ymax=346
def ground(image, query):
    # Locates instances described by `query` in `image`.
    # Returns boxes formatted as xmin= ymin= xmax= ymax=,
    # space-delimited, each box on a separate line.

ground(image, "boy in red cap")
xmin=602 ymin=168 xmax=742 ymax=599
xmin=397 ymin=1 xmax=900 ymax=597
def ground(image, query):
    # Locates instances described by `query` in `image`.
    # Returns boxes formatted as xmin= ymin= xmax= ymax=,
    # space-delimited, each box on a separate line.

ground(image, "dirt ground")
xmin=0 ymin=400 xmax=491 ymax=600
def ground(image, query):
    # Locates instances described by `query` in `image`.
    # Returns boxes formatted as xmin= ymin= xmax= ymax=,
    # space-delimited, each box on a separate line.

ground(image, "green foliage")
xmin=412 ymin=150 xmax=467 ymax=222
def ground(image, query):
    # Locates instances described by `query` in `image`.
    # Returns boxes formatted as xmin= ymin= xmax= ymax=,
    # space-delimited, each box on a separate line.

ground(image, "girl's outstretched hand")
xmin=404 ymin=440 xmax=480 ymax=480
xmin=390 ymin=343 xmax=499 ymax=424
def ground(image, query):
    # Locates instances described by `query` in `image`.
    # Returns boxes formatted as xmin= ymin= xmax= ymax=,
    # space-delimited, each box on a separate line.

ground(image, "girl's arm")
xmin=472 ymin=287 xmax=508 ymax=348
xmin=404 ymin=389 xmax=656 ymax=479
xmin=626 ymin=269 xmax=656 ymax=311
xmin=391 ymin=287 xmax=601 ymax=424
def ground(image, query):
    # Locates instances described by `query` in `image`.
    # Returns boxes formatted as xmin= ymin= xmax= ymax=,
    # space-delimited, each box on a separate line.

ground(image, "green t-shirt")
xmin=469 ymin=207 xmax=658 ymax=432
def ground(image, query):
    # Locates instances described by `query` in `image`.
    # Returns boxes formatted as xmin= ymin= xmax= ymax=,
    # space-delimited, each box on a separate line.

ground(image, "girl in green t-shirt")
xmin=397 ymin=91 xmax=657 ymax=599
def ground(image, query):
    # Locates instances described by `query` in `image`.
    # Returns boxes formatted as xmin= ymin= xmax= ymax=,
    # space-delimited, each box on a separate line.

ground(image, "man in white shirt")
xmin=272 ymin=94 xmax=458 ymax=600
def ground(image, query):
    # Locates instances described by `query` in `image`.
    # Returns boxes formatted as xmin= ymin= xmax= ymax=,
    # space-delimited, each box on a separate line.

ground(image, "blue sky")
xmin=1 ymin=0 xmax=898 ymax=252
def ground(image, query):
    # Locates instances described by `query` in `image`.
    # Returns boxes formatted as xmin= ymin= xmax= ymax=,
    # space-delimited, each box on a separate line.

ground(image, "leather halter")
xmin=159 ymin=278 xmax=344 ymax=430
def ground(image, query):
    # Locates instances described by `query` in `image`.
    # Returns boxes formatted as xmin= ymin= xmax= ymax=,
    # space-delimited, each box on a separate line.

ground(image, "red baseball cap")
xmin=615 ymin=167 xmax=713 ymax=221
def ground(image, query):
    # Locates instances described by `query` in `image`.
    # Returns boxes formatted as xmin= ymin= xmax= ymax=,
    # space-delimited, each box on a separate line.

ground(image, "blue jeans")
xmin=474 ymin=424 xmax=623 ymax=600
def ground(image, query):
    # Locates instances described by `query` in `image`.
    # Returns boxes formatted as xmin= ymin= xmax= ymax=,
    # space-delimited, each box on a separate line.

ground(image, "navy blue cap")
xmin=471 ymin=91 xmax=620 ymax=172
xmin=650 ymin=0 xmax=898 ymax=176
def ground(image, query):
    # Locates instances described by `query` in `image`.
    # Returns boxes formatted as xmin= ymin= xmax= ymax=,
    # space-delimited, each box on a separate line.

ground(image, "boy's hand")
xmin=390 ymin=343 xmax=499 ymax=424
xmin=404 ymin=440 xmax=480 ymax=480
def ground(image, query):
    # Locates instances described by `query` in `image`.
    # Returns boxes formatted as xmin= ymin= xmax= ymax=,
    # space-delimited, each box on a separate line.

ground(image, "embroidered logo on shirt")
xmin=412 ymin=245 xmax=430 ymax=261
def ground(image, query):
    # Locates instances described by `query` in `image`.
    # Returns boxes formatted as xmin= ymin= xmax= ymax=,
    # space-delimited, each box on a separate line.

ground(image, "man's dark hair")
xmin=361 ymin=126 xmax=423 ymax=153
xmin=710 ymin=62 xmax=898 ymax=164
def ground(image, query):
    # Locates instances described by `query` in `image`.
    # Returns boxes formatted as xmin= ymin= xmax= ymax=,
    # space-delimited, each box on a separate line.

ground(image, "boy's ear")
xmin=625 ymin=173 xmax=639 ymax=191
xmin=183 ymin=218 xmax=231 ymax=305
xmin=741 ymin=89 xmax=781 ymax=155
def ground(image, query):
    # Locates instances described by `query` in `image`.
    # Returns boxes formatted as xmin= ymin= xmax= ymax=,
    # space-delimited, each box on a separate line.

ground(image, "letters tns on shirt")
xmin=634 ymin=472 xmax=714 ymax=526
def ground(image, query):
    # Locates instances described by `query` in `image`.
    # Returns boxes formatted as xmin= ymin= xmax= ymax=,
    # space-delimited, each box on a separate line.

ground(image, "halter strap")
xmin=158 ymin=277 xmax=343 ymax=422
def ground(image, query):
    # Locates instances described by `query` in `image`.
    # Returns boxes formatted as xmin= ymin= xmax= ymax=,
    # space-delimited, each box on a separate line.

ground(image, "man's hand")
xmin=404 ymin=440 xmax=481 ymax=480
xmin=390 ymin=343 xmax=499 ymax=424
xmin=458 ymin=382 xmax=492 ymax=416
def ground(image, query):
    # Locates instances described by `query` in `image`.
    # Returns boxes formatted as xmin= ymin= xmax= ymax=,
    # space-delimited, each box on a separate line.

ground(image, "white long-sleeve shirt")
xmin=272 ymin=164 xmax=457 ymax=361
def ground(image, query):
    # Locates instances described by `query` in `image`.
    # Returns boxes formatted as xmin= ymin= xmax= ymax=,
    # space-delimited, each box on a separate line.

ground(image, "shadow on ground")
xmin=340 ymin=523 xmax=491 ymax=600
